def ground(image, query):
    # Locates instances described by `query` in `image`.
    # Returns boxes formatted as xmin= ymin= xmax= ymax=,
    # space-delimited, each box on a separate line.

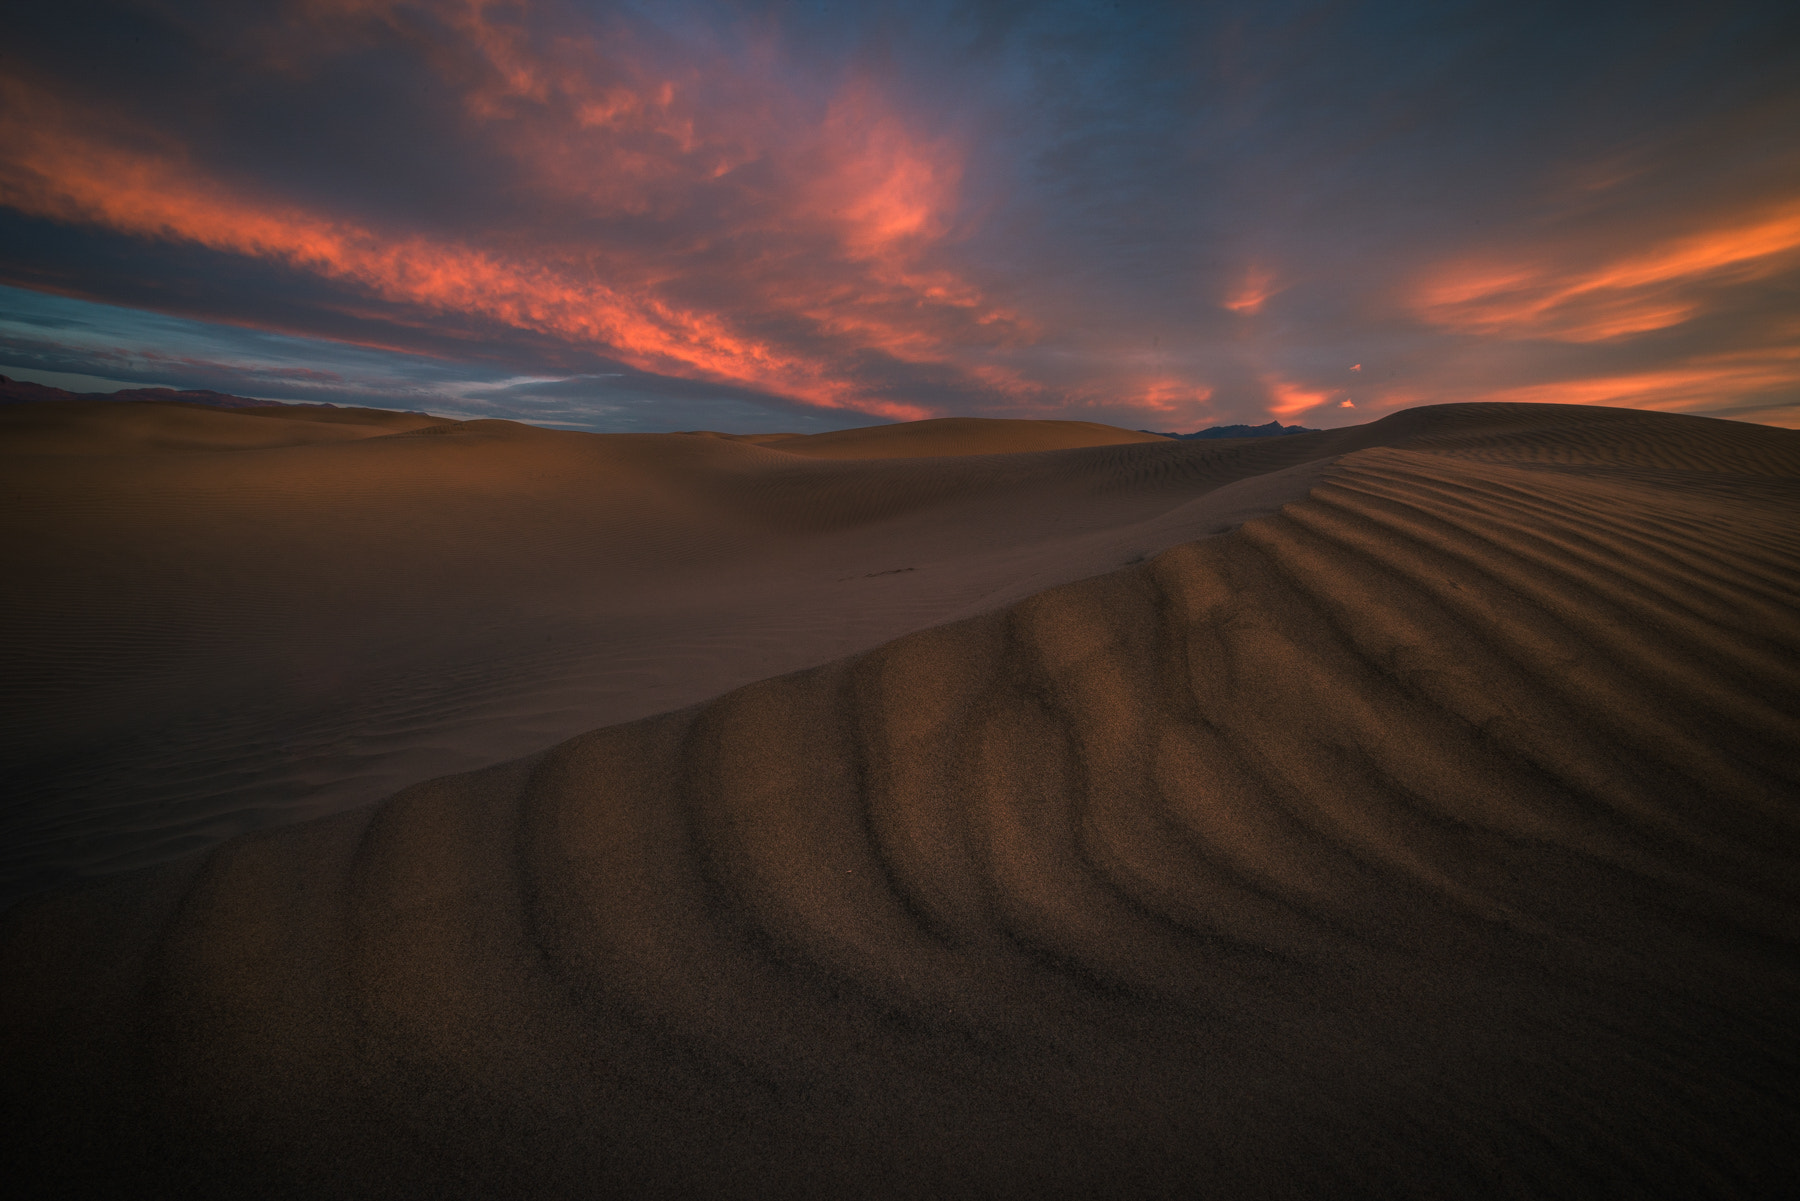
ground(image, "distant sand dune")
xmin=744 ymin=415 xmax=1173 ymax=457
xmin=0 ymin=398 xmax=449 ymax=453
xmin=3 ymin=402 xmax=1798 ymax=1196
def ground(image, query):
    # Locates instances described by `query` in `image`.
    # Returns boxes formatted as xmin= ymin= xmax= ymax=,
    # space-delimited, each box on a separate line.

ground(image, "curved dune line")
xmin=0 ymin=407 xmax=1344 ymax=901
xmin=3 ymin=405 xmax=1800 ymax=1196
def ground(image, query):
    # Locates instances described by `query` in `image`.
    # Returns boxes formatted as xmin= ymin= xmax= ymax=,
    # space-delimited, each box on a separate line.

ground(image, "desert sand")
xmin=2 ymin=400 xmax=1798 ymax=1197
xmin=0 ymin=402 xmax=1331 ymax=903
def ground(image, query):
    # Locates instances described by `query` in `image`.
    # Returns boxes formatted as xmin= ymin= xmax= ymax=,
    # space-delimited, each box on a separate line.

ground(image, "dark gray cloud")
xmin=1 ymin=1 xmax=1796 ymax=431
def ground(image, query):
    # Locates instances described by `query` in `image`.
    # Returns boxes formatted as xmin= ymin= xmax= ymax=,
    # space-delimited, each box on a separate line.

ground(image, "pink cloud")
xmin=1223 ymin=265 xmax=1277 ymax=314
xmin=1413 ymin=198 xmax=1800 ymax=343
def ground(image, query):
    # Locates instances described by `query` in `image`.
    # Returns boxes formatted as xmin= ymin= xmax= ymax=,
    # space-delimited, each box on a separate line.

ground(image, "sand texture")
xmin=3 ymin=401 xmax=1799 ymax=1197
xmin=1 ymin=402 xmax=1330 ymax=902
xmin=740 ymin=415 xmax=1174 ymax=457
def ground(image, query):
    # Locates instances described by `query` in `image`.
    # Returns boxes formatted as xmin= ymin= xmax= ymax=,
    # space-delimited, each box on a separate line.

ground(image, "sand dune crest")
xmin=3 ymin=402 xmax=1798 ymax=1196
xmin=746 ymin=415 xmax=1173 ymax=458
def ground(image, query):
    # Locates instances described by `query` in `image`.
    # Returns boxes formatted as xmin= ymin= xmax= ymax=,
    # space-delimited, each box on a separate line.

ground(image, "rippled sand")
xmin=0 ymin=404 xmax=1326 ymax=901
xmin=4 ymin=400 xmax=1798 ymax=1197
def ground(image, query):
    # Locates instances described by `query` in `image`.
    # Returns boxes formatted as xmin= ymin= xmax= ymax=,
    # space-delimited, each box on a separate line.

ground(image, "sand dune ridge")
xmin=4 ymin=402 xmax=1797 ymax=1196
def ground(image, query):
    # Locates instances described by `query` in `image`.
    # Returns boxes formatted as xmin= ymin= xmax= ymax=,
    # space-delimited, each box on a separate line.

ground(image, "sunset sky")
xmin=3 ymin=0 xmax=1797 ymax=432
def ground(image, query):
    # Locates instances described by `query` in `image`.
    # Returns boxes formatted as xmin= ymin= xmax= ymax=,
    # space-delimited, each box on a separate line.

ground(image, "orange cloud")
xmin=0 ymin=8 xmax=1025 ymax=424
xmin=1266 ymin=377 xmax=1339 ymax=419
xmin=1415 ymin=198 xmax=1800 ymax=342
xmin=1341 ymin=338 xmax=1800 ymax=425
xmin=1471 ymin=349 xmax=1800 ymax=412
xmin=0 ymin=110 xmax=861 ymax=408
xmin=1132 ymin=376 xmax=1214 ymax=415
xmin=1224 ymin=266 xmax=1277 ymax=314
xmin=810 ymin=84 xmax=962 ymax=257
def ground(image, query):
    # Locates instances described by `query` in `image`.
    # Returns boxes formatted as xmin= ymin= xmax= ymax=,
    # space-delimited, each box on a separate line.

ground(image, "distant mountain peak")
xmin=0 ymin=374 xmax=315 ymax=410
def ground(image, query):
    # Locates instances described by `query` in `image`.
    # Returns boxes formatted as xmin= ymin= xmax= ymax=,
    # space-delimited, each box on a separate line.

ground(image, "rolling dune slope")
xmin=0 ymin=404 xmax=1331 ymax=902
xmin=3 ymin=402 xmax=1797 ymax=1197
xmin=751 ymin=415 xmax=1173 ymax=457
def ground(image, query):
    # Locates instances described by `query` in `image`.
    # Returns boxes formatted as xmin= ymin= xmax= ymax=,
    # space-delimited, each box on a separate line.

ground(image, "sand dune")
xmin=744 ymin=415 xmax=1174 ymax=457
xmin=0 ymin=398 xmax=449 ymax=453
xmin=0 ymin=404 xmax=1332 ymax=902
xmin=3 ymin=401 xmax=1799 ymax=1197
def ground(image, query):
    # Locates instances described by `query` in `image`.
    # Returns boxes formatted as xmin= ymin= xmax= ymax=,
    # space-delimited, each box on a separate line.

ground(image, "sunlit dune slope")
xmin=3 ymin=402 xmax=1797 ymax=1197
xmin=750 ymin=415 xmax=1173 ymax=457
xmin=0 ymin=404 xmax=1335 ymax=902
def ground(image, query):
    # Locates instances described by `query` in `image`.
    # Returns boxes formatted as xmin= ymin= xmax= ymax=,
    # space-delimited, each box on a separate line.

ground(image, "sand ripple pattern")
xmin=5 ymin=410 xmax=1800 ymax=1197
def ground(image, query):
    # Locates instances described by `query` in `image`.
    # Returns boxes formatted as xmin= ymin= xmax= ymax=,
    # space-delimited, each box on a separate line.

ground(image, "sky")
xmin=2 ymin=1 xmax=1797 ymax=434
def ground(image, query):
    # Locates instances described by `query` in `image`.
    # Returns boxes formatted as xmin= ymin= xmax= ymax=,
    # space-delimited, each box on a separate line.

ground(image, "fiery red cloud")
xmin=1265 ymin=377 xmax=1343 ymax=420
xmin=0 ymin=3 xmax=1039 ymax=422
xmin=1223 ymin=266 xmax=1278 ymax=315
xmin=0 ymin=1 xmax=1795 ymax=430
xmin=1471 ymin=349 xmax=1800 ymax=413
xmin=1414 ymin=199 xmax=1800 ymax=344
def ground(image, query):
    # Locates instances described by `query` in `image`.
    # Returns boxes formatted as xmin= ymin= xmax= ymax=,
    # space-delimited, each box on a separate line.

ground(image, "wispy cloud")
xmin=1224 ymin=267 xmax=1278 ymax=316
xmin=1414 ymin=199 xmax=1800 ymax=343
xmin=0 ymin=1 xmax=1796 ymax=430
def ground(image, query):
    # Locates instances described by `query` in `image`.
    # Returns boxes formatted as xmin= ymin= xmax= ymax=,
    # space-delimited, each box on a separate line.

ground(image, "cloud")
xmin=0 ymin=1 xmax=1796 ymax=431
xmin=1458 ymin=348 xmax=1800 ymax=413
xmin=0 ymin=66 xmax=983 ymax=421
xmin=1224 ymin=266 xmax=1278 ymax=315
xmin=0 ymin=284 xmax=872 ymax=430
xmin=0 ymin=3 xmax=1042 ymax=422
xmin=1266 ymin=376 xmax=1343 ymax=420
xmin=1413 ymin=198 xmax=1800 ymax=343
